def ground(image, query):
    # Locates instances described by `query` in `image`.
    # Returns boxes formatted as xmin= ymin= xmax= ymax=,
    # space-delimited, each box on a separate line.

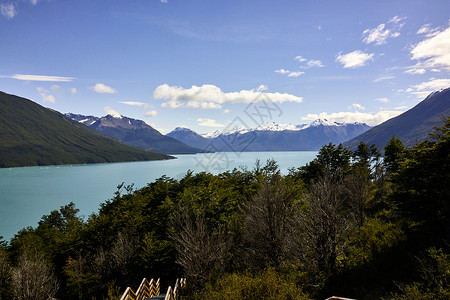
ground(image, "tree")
xmin=110 ymin=231 xmax=139 ymax=279
xmin=297 ymin=174 xmax=354 ymax=276
xmin=391 ymin=118 xmax=450 ymax=235
xmin=384 ymin=136 xmax=407 ymax=175
xmin=241 ymin=177 xmax=300 ymax=269
xmin=64 ymin=251 xmax=99 ymax=300
xmin=0 ymin=240 xmax=11 ymax=300
xmin=343 ymin=167 xmax=370 ymax=227
xmin=171 ymin=205 xmax=230 ymax=287
xmin=12 ymin=250 xmax=59 ymax=300
xmin=297 ymin=143 xmax=352 ymax=184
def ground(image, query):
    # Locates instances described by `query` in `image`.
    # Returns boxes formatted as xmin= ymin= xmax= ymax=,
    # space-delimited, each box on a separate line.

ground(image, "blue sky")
xmin=1 ymin=0 xmax=449 ymax=134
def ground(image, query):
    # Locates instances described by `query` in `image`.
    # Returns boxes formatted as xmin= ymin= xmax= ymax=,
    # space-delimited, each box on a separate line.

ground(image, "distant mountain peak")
xmin=201 ymin=129 xmax=223 ymax=138
xmin=104 ymin=114 xmax=123 ymax=119
xmin=66 ymin=113 xmax=201 ymax=154
xmin=173 ymin=126 xmax=193 ymax=132
xmin=308 ymin=118 xmax=338 ymax=127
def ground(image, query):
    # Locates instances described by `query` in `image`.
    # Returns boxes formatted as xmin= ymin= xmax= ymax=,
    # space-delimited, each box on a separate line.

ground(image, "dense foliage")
xmin=0 ymin=117 xmax=448 ymax=299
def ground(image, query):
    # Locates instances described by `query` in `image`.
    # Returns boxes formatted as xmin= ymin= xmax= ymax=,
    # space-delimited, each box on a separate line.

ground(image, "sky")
xmin=1 ymin=0 xmax=450 ymax=134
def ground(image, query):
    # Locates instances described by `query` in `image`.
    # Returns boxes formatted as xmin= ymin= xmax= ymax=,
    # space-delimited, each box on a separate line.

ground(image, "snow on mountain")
xmin=169 ymin=118 xmax=372 ymax=151
xmin=65 ymin=114 xmax=202 ymax=154
xmin=255 ymin=122 xmax=308 ymax=131
xmin=201 ymin=119 xmax=355 ymax=137
xmin=201 ymin=130 xmax=223 ymax=138
xmin=305 ymin=118 xmax=341 ymax=128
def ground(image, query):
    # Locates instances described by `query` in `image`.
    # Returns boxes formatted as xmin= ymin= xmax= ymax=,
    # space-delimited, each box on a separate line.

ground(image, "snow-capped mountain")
xmin=255 ymin=122 xmax=308 ymax=131
xmin=65 ymin=113 xmax=99 ymax=126
xmin=305 ymin=118 xmax=341 ymax=128
xmin=65 ymin=114 xmax=202 ymax=154
xmin=167 ymin=119 xmax=372 ymax=151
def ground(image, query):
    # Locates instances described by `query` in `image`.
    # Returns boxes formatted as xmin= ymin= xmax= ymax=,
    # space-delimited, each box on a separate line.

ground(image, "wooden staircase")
xmin=120 ymin=278 xmax=186 ymax=300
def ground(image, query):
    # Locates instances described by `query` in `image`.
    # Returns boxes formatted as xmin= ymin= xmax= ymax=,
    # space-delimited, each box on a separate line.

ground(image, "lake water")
xmin=0 ymin=151 xmax=317 ymax=241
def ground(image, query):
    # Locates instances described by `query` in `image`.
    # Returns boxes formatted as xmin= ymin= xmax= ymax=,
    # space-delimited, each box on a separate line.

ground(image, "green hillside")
xmin=344 ymin=87 xmax=450 ymax=149
xmin=0 ymin=91 xmax=172 ymax=167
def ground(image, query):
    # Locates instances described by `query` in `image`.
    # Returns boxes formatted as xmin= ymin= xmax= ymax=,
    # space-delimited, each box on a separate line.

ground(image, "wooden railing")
xmin=120 ymin=278 xmax=160 ymax=300
xmin=163 ymin=278 xmax=186 ymax=300
xmin=120 ymin=278 xmax=186 ymax=300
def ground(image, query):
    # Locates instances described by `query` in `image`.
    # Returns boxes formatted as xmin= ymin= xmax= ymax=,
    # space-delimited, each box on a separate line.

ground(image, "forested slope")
xmin=0 ymin=92 xmax=171 ymax=167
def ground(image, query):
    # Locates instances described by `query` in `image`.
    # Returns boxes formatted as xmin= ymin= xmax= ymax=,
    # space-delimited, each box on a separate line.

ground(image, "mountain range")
xmin=65 ymin=113 xmax=201 ymax=154
xmin=167 ymin=119 xmax=372 ymax=151
xmin=67 ymin=114 xmax=372 ymax=153
xmin=0 ymin=91 xmax=171 ymax=168
xmin=344 ymin=87 xmax=450 ymax=149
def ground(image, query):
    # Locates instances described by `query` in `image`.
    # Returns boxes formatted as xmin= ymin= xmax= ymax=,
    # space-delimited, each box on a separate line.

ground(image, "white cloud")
xmin=30 ymin=0 xmax=39 ymax=5
xmin=275 ymin=69 xmax=304 ymax=77
xmin=294 ymin=56 xmax=307 ymax=62
xmin=197 ymin=118 xmax=224 ymax=127
xmin=417 ymin=24 xmax=442 ymax=37
xmin=409 ymin=26 xmax=450 ymax=72
xmin=376 ymin=97 xmax=389 ymax=103
xmin=372 ymin=76 xmax=395 ymax=82
xmin=256 ymin=84 xmax=268 ymax=92
xmin=363 ymin=24 xmax=391 ymax=45
xmin=411 ymin=91 xmax=433 ymax=99
xmin=153 ymin=84 xmax=303 ymax=109
xmin=404 ymin=78 xmax=450 ymax=99
xmin=92 ymin=83 xmax=117 ymax=94
xmin=349 ymin=103 xmax=365 ymax=111
xmin=417 ymin=24 xmax=431 ymax=34
xmin=306 ymin=59 xmax=324 ymax=68
xmin=412 ymin=78 xmax=450 ymax=91
xmin=362 ymin=16 xmax=405 ymax=45
xmin=36 ymin=87 xmax=56 ymax=103
xmin=389 ymin=16 xmax=406 ymax=24
xmin=302 ymin=110 xmax=404 ymax=126
xmin=120 ymin=101 xmax=147 ymax=106
xmin=120 ymin=101 xmax=151 ymax=110
xmin=275 ymin=56 xmax=323 ymax=78
xmin=42 ymin=94 xmax=56 ymax=103
xmin=186 ymin=101 xmax=222 ymax=109
xmin=223 ymin=109 xmax=231 ymax=114
xmin=288 ymin=71 xmax=304 ymax=77
xmin=274 ymin=69 xmax=290 ymax=75
xmin=394 ymin=106 xmax=408 ymax=110
xmin=288 ymin=72 xmax=304 ymax=77
xmin=295 ymin=55 xmax=324 ymax=68
xmin=336 ymin=50 xmax=374 ymax=68
xmin=70 ymin=88 xmax=77 ymax=94
xmin=404 ymin=68 xmax=426 ymax=75
xmin=1 ymin=4 xmax=16 ymax=19
xmin=9 ymin=74 xmax=75 ymax=82
xmin=145 ymin=110 xmax=158 ymax=117
xmin=161 ymin=0 xmax=168 ymax=3
xmin=104 ymin=106 xmax=121 ymax=118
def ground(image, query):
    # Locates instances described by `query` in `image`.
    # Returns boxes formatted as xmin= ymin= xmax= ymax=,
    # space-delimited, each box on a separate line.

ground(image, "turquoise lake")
xmin=0 ymin=151 xmax=318 ymax=241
